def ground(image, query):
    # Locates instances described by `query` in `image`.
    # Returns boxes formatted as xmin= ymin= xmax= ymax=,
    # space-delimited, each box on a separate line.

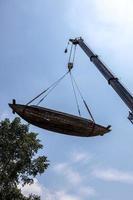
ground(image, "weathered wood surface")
xmin=9 ymin=104 xmax=111 ymax=137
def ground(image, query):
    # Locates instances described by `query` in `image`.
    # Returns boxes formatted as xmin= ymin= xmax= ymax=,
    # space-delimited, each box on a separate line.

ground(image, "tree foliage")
xmin=0 ymin=117 xmax=49 ymax=200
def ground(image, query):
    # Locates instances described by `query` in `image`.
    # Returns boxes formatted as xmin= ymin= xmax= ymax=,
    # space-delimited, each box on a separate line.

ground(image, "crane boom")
xmin=69 ymin=37 xmax=133 ymax=124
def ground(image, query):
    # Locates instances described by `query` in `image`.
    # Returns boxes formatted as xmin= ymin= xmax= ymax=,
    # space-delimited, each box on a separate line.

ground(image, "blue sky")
xmin=1 ymin=0 xmax=133 ymax=199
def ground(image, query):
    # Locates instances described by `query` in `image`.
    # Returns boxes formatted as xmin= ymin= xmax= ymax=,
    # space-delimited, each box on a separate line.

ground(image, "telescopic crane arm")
xmin=69 ymin=37 xmax=133 ymax=124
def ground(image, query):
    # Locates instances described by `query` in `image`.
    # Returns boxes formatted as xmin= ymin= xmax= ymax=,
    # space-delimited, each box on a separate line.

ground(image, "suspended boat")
xmin=9 ymin=100 xmax=111 ymax=137
xmin=8 ymin=45 xmax=112 ymax=137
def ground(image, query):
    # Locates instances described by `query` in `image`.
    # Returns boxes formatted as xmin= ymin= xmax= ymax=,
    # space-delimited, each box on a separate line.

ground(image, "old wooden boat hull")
xmin=9 ymin=103 xmax=111 ymax=137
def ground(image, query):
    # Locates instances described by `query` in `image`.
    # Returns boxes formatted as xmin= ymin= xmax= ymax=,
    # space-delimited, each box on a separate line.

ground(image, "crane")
xmin=69 ymin=37 xmax=133 ymax=124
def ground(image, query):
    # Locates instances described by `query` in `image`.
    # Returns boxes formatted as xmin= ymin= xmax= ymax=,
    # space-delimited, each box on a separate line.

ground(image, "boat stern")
xmin=9 ymin=99 xmax=27 ymax=117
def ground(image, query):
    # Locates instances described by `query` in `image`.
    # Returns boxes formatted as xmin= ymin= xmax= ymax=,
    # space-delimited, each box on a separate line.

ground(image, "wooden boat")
xmin=9 ymin=101 xmax=111 ymax=137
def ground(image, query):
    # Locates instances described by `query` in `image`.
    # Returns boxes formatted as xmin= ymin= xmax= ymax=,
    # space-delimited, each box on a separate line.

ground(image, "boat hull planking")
xmin=9 ymin=103 xmax=111 ymax=137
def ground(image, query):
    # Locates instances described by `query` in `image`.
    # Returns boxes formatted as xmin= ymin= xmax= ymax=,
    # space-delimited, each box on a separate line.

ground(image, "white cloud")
xmin=53 ymin=162 xmax=68 ymax=171
xmin=92 ymin=168 xmax=133 ymax=184
xmin=45 ymin=189 xmax=80 ymax=200
xmin=78 ymin=186 xmax=96 ymax=197
xmin=91 ymin=0 xmax=133 ymax=26
xmin=0 ymin=111 xmax=11 ymax=120
xmin=53 ymin=151 xmax=96 ymax=198
xmin=53 ymin=162 xmax=82 ymax=185
xmin=66 ymin=0 xmax=133 ymax=40
xmin=20 ymin=178 xmax=43 ymax=197
xmin=71 ymin=151 xmax=92 ymax=163
xmin=53 ymin=152 xmax=96 ymax=199
xmin=66 ymin=0 xmax=133 ymax=78
xmin=20 ymin=180 xmax=81 ymax=200
xmin=44 ymin=186 xmax=96 ymax=200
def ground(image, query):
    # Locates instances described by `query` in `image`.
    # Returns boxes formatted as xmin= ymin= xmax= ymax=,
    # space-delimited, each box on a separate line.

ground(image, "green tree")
xmin=0 ymin=117 xmax=49 ymax=200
